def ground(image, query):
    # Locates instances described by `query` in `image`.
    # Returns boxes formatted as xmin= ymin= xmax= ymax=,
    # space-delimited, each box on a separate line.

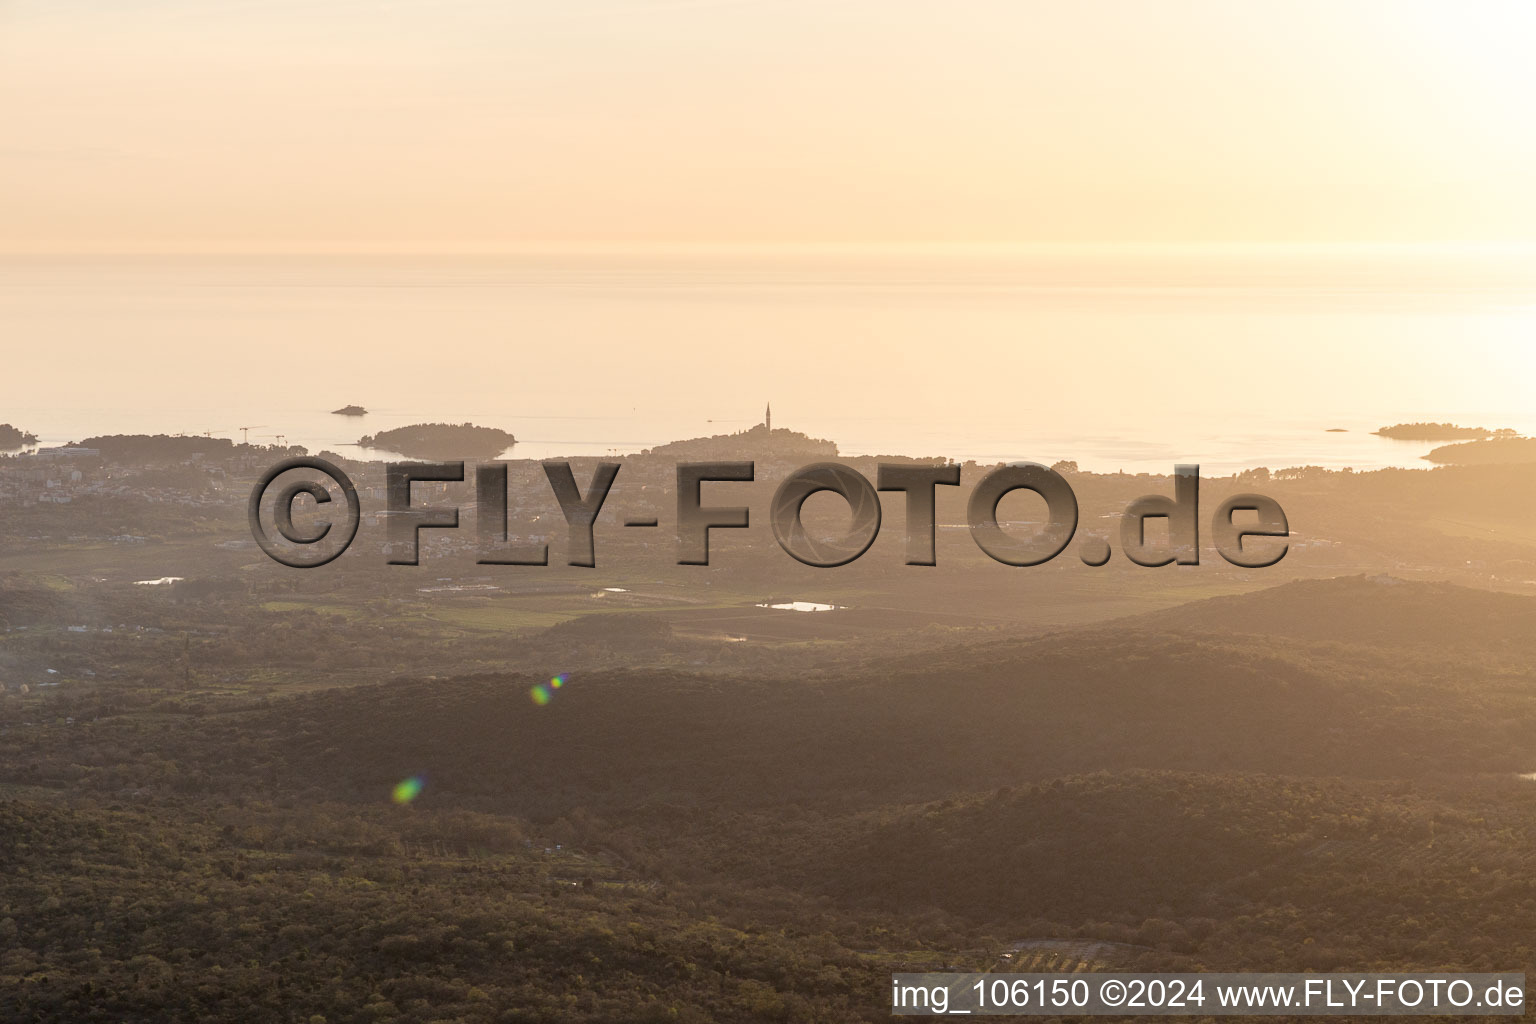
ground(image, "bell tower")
xmin=765 ymin=402 xmax=772 ymax=431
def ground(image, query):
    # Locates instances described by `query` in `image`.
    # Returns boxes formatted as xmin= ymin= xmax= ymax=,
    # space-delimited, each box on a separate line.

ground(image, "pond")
xmin=754 ymin=601 xmax=841 ymax=612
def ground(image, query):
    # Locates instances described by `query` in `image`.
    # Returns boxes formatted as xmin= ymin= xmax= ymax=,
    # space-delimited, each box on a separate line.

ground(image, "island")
xmin=0 ymin=423 xmax=38 ymax=449
xmin=1374 ymin=422 xmax=1515 ymax=441
xmin=1325 ymin=428 xmax=1348 ymax=433
xmin=331 ymin=405 xmax=368 ymax=416
xmin=357 ymin=422 xmax=517 ymax=460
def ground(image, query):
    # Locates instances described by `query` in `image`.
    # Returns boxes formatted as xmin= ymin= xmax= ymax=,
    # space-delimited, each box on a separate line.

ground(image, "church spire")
xmin=765 ymin=402 xmax=771 ymax=431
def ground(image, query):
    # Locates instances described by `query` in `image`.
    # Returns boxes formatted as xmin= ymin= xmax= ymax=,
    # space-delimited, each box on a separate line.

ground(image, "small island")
xmin=0 ymin=423 xmax=38 ymax=449
xmin=1374 ymin=422 xmax=1515 ymax=441
xmin=1325 ymin=428 xmax=1348 ymax=433
xmin=357 ymin=422 xmax=517 ymax=460
xmin=331 ymin=405 xmax=368 ymax=417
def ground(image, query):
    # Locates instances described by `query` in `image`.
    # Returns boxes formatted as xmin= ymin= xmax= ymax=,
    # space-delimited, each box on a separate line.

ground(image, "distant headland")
xmin=1374 ymin=422 xmax=1516 ymax=441
xmin=637 ymin=402 xmax=837 ymax=461
xmin=1424 ymin=436 xmax=1536 ymax=466
xmin=357 ymin=422 xmax=517 ymax=460
xmin=0 ymin=423 xmax=38 ymax=449
xmin=640 ymin=423 xmax=837 ymax=461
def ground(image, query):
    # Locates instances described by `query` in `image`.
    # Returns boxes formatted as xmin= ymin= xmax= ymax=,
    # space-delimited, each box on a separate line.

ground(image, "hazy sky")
xmin=5 ymin=0 xmax=1536 ymax=250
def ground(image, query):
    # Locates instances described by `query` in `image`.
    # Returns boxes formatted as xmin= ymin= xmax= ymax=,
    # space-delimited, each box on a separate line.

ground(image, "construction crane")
xmin=198 ymin=426 xmax=268 ymax=444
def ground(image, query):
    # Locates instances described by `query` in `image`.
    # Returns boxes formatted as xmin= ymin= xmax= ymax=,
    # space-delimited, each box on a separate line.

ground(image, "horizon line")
xmin=7 ymin=240 xmax=1536 ymax=258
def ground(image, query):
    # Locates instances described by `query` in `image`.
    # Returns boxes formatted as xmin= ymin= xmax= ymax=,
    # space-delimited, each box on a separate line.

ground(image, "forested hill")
xmin=1121 ymin=574 xmax=1536 ymax=651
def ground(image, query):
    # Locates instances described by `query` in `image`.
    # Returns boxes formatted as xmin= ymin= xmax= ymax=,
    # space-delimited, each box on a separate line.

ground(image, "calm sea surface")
xmin=3 ymin=247 xmax=1534 ymax=474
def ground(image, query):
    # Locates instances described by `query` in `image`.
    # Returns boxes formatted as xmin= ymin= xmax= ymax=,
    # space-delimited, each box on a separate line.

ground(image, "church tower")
xmin=765 ymin=402 xmax=772 ymax=431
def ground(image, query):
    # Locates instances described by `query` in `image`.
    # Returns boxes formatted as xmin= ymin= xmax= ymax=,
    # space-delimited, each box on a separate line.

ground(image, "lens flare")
xmin=531 ymin=675 xmax=568 ymax=705
xmin=391 ymin=776 xmax=424 ymax=804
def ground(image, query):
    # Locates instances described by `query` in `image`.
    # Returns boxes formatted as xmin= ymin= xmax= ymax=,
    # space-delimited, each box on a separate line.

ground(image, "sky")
xmin=4 ymin=0 xmax=1536 ymax=250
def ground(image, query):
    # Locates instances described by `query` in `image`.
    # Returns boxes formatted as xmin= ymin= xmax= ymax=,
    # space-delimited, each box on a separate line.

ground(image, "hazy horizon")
xmin=4 ymin=245 xmax=1535 ymax=473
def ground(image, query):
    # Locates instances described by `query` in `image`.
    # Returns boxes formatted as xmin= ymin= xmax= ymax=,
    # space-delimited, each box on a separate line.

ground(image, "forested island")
xmin=357 ymin=422 xmax=517 ymax=459
xmin=1375 ymin=421 xmax=1515 ymax=441
xmin=0 ymin=423 xmax=37 ymax=448
xmin=331 ymin=404 xmax=368 ymax=416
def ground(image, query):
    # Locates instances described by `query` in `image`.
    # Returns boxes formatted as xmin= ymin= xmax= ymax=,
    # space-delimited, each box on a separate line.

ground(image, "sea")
xmin=3 ymin=245 xmax=1534 ymax=475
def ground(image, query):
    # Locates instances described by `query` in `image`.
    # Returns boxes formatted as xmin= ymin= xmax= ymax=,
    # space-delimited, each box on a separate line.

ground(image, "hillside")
xmin=0 ymin=798 xmax=893 ymax=1023
xmin=784 ymin=769 xmax=1536 ymax=971
xmin=14 ymin=578 xmax=1536 ymax=822
xmin=1124 ymin=574 xmax=1536 ymax=651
